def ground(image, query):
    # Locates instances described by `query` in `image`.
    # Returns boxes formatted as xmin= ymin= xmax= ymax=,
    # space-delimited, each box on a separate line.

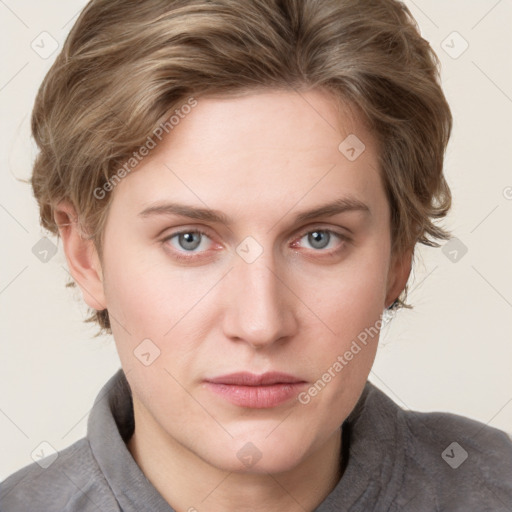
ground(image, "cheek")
xmin=292 ymin=244 xmax=389 ymax=386
xmin=296 ymin=244 xmax=389 ymax=333
xmin=294 ymin=272 xmax=387 ymax=427
xmin=102 ymin=250 xmax=227 ymax=388
xmin=102 ymin=243 xmax=211 ymax=334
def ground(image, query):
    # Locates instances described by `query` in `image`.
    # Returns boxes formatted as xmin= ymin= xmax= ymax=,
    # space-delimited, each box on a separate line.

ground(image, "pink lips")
xmin=204 ymin=372 xmax=307 ymax=408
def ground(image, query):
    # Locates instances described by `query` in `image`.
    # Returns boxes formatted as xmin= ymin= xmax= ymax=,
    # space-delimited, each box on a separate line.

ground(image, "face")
xmin=91 ymin=88 xmax=409 ymax=474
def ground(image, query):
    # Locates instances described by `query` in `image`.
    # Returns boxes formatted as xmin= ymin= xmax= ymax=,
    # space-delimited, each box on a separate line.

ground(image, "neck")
xmin=127 ymin=398 xmax=344 ymax=512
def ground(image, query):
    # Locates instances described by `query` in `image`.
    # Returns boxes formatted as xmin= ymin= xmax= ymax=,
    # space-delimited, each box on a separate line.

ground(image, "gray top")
xmin=1 ymin=369 xmax=511 ymax=511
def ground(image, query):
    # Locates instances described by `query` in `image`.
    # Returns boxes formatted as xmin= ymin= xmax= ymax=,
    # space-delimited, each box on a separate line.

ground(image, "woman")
xmin=2 ymin=0 xmax=511 ymax=510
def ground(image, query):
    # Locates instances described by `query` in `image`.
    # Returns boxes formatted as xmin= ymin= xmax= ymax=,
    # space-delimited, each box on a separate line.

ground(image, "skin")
xmin=55 ymin=88 xmax=412 ymax=512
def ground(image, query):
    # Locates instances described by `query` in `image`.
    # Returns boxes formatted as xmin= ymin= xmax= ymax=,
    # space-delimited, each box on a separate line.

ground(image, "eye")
xmin=161 ymin=226 xmax=350 ymax=262
xmin=163 ymin=230 xmax=213 ymax=255
xmin=293 ymin=228 xmax=349 ymax=254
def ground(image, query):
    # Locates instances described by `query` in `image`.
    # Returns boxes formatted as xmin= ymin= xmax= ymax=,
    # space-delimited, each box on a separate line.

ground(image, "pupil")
xmin=181 ymin=232 xmax=200 ymax=250
xmin=309 ymin=230 xmax=329 ymax=249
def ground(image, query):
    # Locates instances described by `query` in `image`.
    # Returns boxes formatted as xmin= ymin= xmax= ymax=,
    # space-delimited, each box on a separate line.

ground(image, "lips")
xmin=204 ymin=372 xmax=307 ymax=408
xmin=205 ymin=372 xmax=304 ymax=386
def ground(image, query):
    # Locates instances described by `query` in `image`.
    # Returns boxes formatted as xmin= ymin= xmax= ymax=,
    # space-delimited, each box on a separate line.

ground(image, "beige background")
xmin=1 ymin=0 xmax=511 ymax=479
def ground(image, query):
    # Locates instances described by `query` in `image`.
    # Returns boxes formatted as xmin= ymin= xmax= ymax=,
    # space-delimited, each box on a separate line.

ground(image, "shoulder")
xmin=398 ymin=405 xmax=512 ymax=510
xmin=0 ymin=438 xmax=119 ymax=512
xmin=356 ymin=383 xmax=512 ymax=510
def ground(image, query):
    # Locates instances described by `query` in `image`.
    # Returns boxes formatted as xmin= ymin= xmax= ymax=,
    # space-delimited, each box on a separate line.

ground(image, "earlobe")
xmin=385 ymin=248 xmax=413 ymax=309
xmin=54 ymin=201 xmax=107 ymax=311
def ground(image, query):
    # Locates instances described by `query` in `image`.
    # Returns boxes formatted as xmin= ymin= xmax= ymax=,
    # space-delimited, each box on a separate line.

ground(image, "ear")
xmin=385 ymin=247 xmax=413 ymax=309
xmin=54 ymin=200 xmax=107 ymax=311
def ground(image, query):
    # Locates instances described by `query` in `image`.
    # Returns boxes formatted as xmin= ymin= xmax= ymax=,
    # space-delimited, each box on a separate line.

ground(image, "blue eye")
xmin=303 ymin=230 xmax=334 ymax=250
xmin=165 ymin=230 xmax=212 ymax=254
xmin=162 ymin=227 xmax=349 ymax=262
xmin=294 ymin=228 xmax=349 ymax=254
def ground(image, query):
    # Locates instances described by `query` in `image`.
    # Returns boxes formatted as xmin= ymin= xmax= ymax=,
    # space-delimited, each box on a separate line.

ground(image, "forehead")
xmin=109 ymin=88 xmax=386 ymax=224
xmin=152 ymin=88 xmax=371 ymax=160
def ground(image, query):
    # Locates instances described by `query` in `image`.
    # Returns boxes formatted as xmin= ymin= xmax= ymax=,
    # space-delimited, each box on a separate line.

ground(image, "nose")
xmin=221 ymin=248 xmax=298 ymax=350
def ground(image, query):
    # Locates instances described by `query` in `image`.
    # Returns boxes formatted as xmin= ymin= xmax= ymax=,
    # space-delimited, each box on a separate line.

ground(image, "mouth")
xmin=203 ymin=372 xmax=307 ymax=408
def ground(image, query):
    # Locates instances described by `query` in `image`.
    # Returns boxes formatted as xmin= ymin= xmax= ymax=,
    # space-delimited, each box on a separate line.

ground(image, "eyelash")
xmin=161 ymin=226 xmax=350 ymax=262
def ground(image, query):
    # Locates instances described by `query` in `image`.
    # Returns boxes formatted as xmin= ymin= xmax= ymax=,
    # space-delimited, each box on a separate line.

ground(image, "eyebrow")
xmin=138 ymin=196 xmax=371 ymax=225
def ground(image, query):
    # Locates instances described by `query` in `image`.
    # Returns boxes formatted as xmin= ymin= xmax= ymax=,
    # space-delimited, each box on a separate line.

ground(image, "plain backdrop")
xmin=1 ymin=0 xmax=511 ymax=479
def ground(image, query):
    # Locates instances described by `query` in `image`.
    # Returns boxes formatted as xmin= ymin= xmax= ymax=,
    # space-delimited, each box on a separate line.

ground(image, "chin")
xmin=201 ymin=435 xmax=310 ymax=475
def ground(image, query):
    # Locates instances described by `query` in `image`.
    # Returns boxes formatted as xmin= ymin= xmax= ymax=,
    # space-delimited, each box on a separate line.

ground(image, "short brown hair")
xmin=30 ymin=0 xmax=452 ymax=334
